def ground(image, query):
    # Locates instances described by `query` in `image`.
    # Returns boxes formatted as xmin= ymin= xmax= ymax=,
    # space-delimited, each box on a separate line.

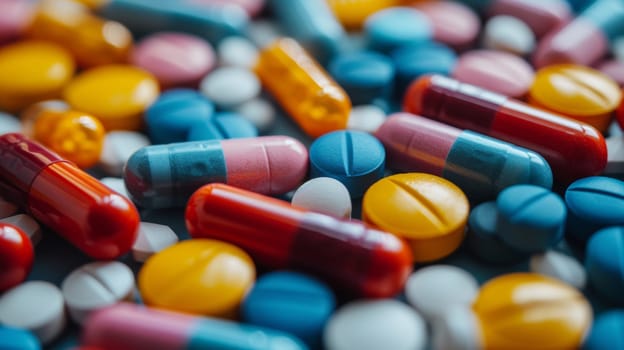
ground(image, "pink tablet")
xmin=0 ymin=0 xmax=34 ymax=44
xmin=412 ymin=1 xmax=480 ymax=51
xmin=131 ymin=32 xmax=216 ymax=89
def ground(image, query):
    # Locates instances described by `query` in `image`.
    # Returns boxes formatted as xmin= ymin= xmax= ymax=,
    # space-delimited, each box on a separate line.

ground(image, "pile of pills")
xmin=0 ymin=0 xmax=623 ymax=349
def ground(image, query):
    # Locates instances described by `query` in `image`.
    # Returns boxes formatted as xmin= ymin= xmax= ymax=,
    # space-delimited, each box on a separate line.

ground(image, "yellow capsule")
xmin=138 ymin=239 xmax=256 ymax=317
xmin=326 ymin=0 xmax=402 ymax=30
xmin=0 ymin=40 xmax=75 ymax=112
xmin=529 ymin=64 xmax=622 ymax=133
xmin=27 ymin=0 xmax=133 ymax=68
xmin=362 ymin=173 xmax=469 ymax=262
xmin=474 ymin=273 xmax=592 ymax=350
xmin=22 ymin=101 xmax=105 ymax=169
xmin=255 ymin=37 xmax=351 ymax=138
xmin=63 ymin=64 xmax=159 ymax=131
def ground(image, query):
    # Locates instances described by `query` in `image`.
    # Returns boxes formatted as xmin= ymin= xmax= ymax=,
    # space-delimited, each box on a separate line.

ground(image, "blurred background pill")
xmin=132 ymin=222 xmax=178 ymax=262
xmin=482 ymin=15 xmax=535 ymax=56
xmin=98 ymin=131 xmax=151 ymax=176
xmin=217 ymin=36 xmax=259 ymax=68
xmin=347 ymin=104 xmax=386 ymax=133
xmin=412 ymin=0 xmax=481 ymax=51
xmin=200 ymin=66 xmax=260 ymax=109
xmin=233 ymin=97 xmax=276 ymax=133
xmin=364 ymin=7 xmax=432 ymax=53
xmin=530 ymin=250 xmax=587 ymax=289
xmin=0 ymin=326 xmax=40 ymax=350
xmin=585 ymin=226 xmax=624 ymax=305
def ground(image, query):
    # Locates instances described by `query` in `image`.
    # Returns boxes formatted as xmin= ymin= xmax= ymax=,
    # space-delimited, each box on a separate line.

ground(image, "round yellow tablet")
xmin=138 ymin=239 xmax=255 ymax=317
xmin=529 ymin=64 xmax=622 ymax=133
xmin=0 ymin=40 xmax=75 ymax=112
xmin=473 ymin=273 xmax=592 ymax=350
xmin=362 ymin=173 xmax=469 ymax=262
xmin=63 ymin=64 xmax=159 ymax=130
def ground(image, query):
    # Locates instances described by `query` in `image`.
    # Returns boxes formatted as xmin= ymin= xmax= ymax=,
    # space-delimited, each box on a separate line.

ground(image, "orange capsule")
xmin=22 ymin=101 xmax=105 ymax=169
xmin=27 ymin=0 xmax=132 ymax=67
xmin=255 ymin=37 xmax=351 ymax=138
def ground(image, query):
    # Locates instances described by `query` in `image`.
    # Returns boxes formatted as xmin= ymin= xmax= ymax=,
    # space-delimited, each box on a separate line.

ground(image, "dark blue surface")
xmin=583 ymin=310 xmax=624 ymax=350
xmin=145 ymin=89 xmax=215 ymax=144
xmin=328 ymin=51 xmax=395 ymax=106
xmin=364 ymin=7 xmax=433 ymax=53
xmin=0 ymin=326 xmax=41 ymax=350
xmin=497 ymin=185 xmax=566 ymax=253
xmin=309 ymin=130 xmax=385 ymax=198
xmin=586 ymin=227 xmax=624 ymax=306
xmin=241 ymin=271 xmax=335 ymax=348
xmin=565 ymin=176 xmax=624 ymax=243
xmin=187 ymin=112 xmax=258 ymax=141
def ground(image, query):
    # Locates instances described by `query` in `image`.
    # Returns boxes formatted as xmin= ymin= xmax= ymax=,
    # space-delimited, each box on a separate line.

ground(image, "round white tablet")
xmin=200 ymin=67 xmax=261 ymax=109
xmin=233 ymin=98 xmax=276 ymax=133
xmin=0 ymin=281 xmax=66 ymax=344
xmin=0 ymin=195 xmax=18 ymax=219
xmin=432 ymin=306 xmax=481 ymax=350
xmin=291 ymin=177 xmax=352 ymax=219
xmin=0 ymin=112 xmax=21 ymax=135
xmin=0 ymin=214 xmax=42 ymax=245
xmin=324 ymin=299 xmax=427 ymax=350
xmin=98 ymin=131 xmax=150 ymax=176
xmin=100 ymin=177 xmax=130 ymax=200
xmin=529 ymin=251 xmax=587 ymax=289
xmin=218 ymin=36 xmax=259 ymax=69
xmin=61 ymin=261 xmax=135 ymax=325
xmin=132 ymin=222 xmax=179 ymax=262
xmin=405 ymin=265 xmax=479 ymax=321
xmin=347 ymin=105 xmax=386 ymax=134
xmin=247 ymin=19 xmax=283 ymax=48
xmin=482 ymin=16 xmax=535 ymax=57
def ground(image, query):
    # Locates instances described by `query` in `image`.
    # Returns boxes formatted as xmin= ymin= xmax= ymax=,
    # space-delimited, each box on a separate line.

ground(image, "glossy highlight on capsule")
xmin=185 ymin=183 xmax=413 ymax=298
xmin=124 ymin=136 xmax=308 ymax=208
xmin=404 ymin=74 xmax=607 ymax=184
xmin=0 ymin=133 xmax=139 ymax=259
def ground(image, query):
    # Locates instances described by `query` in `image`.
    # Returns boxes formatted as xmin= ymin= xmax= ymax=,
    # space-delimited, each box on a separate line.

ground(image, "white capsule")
xmin=200 ymin=67 xmax=261 ymax=109
xmin=218 ymin=36 xmax=259 ymax=69
xmin=347 ymin=105 xmax=386 ymax=134
xmin=482 ymin=16 xmax=535 ymax=56
xmin=432 ymin=306 xmax=481 ymax=350
xmin=98 ymin=131 xmax=150 ymax=176
xmin=233 ymin=98 xmax=276 ymax=133
xmin=0 ymin=214 xmax=42 ymax=245
xmin=530 ymin=251 xmax=587 ymax=289
xmin=405 ymin=265 xmax=479 ymax=322
xmin=324 ymin=299 xmax=427 ymax=350
xmin=0 ymin=281 xmax=66 ymax=344
xmin=132 ymin=222 xmax=179 ymax=262
xmin=62 ymin=261 xmax=135 ymax=325
xmin=292 ymin=177 xmax=352 ymax=219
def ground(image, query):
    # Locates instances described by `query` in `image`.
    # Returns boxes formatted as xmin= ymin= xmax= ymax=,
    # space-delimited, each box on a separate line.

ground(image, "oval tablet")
xmin=529 ymin=251 xmax=586 ymax=289
xmin=291 ymin=177 xmax=352 ymax=219
xmin=138 ymin=239 xmax=255 ymax=316
xmin=482 ymin=15 xmax=536 ymax=56
xmin=63 ymin=65 xmax=159 ymax=131
xmin=412 ymin=0 xmax=480 ymax=51
xmin=200 ymin=66 xmax=260 ymax=109
xmin=362 ymin=173 xmax=469 ymax=262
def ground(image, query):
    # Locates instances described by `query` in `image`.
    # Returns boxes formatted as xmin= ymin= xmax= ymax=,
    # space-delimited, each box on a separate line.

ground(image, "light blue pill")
xmin=365 ymin=7 xmax=432 ymax=53
xmin=467 ymin=201 xmax=528 ymax=264
xmin=309 ymin=130 xmax=385 ymax=198
xmin=586 ymin=226 xmax=624 ymax=306
xmin=583 ymin=310 xmax=624 ymax=349
xmin=0 ymin=326 xmax=40 ymax=350
xmin=242 ymin=271 xmax=336 ymax=348
xmin=328 ymin=51 xmax=395 ymax=106
xmin=145 ymin=89 xmax=215 ymax=144
xmin=565 ymin=176 xmax=624 ymax=244
xmin=187 ymin=112 xmax=258 ymax=141
xmin=496 ymin=185 xmax=566 ymax=253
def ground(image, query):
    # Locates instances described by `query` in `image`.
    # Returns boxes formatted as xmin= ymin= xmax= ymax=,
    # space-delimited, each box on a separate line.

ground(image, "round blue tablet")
xmin=391 ymin=42 xmax=457 ymax=97
xmin=586 ymin=226 xmax=624 ymax=305
xmin=565 ymin=176 xmax=624 ymax=244
xmin=364 ymin=7 xmax=432 ymax=53
xmin=496 ymin=185 xmax=566 ymax=253
xmin=309 ymin=130 xmax=385 ymax=198
xmin=467 ymin=201 xmax=527 ymax=264
xmin=0 ymin=326 xmax=40 ymax=350
xmin=187 ymin=112 xmax=258 ymax=141
xmin=328 ymin=51 xmax=395 ymax=106
xmin=583 ymin=310 xmax=624 ymax=350
xmin=241 ymin=271 xmax=336 ymax=348
xmin=145 ymin=89 xmax=215 ymax=144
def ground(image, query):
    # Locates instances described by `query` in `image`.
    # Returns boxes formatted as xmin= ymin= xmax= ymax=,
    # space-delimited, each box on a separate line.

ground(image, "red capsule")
xmin=0 ymin=133 xmax=139 ymax=259
xmin=404 ymin=74 xmax=607 ymax=184
xmin=185 ymin=183 xmax=413 ymax=298
xmin=0 ymin=223 xmax=33 ymax=292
